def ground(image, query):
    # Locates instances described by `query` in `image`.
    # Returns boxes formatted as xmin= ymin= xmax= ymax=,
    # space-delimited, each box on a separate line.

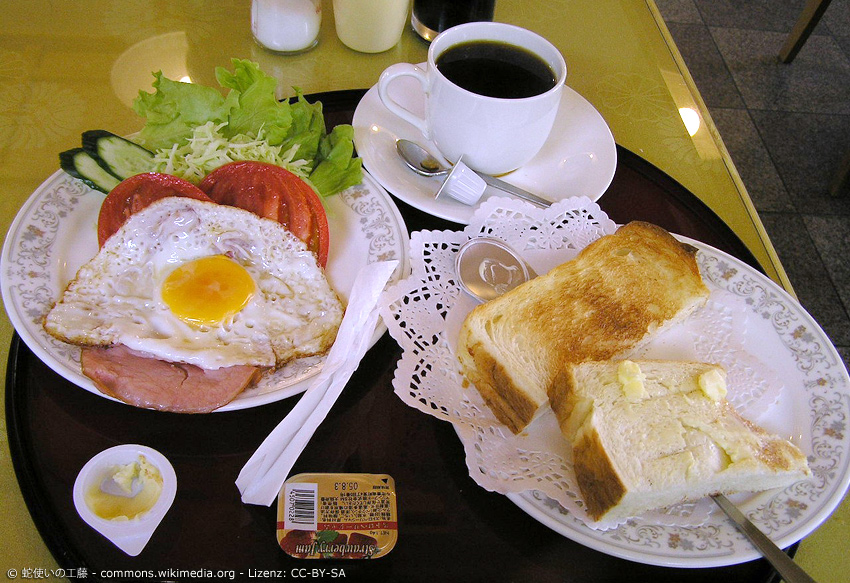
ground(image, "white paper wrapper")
xmin=238 ymin=260 xmax=399 ymax=506
xmin=379 ymin=197 xmax=784 ymax=530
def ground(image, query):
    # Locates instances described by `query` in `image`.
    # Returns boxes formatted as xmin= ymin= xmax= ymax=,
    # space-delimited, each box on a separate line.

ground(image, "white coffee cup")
xmin=377 ymin=22 xmax=566 ymax=175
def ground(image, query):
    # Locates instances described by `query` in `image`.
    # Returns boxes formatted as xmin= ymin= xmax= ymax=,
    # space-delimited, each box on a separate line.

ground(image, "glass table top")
xmin=3 ymin=1 xmax=840 ymax=580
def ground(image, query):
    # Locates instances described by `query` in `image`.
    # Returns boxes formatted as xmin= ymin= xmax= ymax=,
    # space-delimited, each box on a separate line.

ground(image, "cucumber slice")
xmin=59 ymin=148 xmax=121 ymax=193
xmin=81 ymin=130 xmax=154 ymax=179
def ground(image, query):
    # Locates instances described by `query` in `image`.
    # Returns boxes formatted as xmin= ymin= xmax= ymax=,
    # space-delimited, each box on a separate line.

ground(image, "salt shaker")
xmin=252 ymin=0 xmax=322 ymax=54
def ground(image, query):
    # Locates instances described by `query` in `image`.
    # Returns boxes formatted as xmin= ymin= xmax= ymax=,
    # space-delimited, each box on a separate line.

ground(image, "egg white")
xmin=44 ymin=197 xmax=343 ymax=369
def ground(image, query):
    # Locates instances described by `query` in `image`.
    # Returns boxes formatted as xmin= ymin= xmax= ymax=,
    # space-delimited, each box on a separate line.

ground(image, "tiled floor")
xmin=656 ymin=0 xmax=850 ymax=370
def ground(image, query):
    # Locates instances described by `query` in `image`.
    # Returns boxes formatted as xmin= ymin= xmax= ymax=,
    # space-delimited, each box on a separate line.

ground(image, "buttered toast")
xmin=550 ymin=360 xmax=810 ymax=523
xmin=456 ymin=222 xmax=710 ymax=434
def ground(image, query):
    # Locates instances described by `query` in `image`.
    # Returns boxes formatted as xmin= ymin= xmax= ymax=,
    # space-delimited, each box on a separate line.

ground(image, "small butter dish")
xmin=73 ymin=444 xmax=176 ymax=556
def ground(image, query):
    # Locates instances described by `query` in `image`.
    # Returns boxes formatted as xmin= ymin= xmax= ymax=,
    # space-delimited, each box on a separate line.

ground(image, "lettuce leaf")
xmin=133 ymin=71 xmax=239 ymax=151
xmin=309 ymin=125 xmax=363 ymax=196
xmin=215 ymin=60 xmax=293 ymax=144
xmin=132 ymin=58 xmax=361 ymax=196
xmin=279 ymin=89 xmax=326 ymax=171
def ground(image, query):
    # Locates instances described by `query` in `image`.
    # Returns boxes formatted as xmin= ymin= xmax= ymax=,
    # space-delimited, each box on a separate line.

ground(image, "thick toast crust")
xmin=573 ymin=425 xmax=629 ymax=519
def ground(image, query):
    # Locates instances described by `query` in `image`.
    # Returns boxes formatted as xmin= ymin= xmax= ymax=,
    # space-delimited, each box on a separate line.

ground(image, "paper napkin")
xmin=237 ymin=260 xmax=399 ymax=506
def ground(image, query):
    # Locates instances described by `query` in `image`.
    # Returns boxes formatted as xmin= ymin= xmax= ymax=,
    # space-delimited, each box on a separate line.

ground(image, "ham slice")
xmin=81 ymin=345 xmax=261 ymax=413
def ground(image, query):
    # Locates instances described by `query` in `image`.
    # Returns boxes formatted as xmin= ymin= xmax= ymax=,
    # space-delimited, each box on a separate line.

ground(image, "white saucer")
xmin=353 ymin=70 xmax=618 ymax=224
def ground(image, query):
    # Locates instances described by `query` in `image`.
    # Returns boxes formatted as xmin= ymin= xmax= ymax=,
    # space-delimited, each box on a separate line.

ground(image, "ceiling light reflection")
xmin=111 ymin=31 xmax=191 ymax=107
xmin=679 ymin=107 xmax=701 ymax=137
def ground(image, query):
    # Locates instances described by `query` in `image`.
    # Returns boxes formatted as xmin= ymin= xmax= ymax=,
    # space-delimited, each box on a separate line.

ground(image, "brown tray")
xmin=6 ymin=89 xmax=790 ymax=582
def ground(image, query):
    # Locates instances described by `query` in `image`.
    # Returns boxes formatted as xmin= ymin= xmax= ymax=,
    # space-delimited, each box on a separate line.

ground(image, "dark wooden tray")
xmin=6 ymin=89 xmax=790 ymax=583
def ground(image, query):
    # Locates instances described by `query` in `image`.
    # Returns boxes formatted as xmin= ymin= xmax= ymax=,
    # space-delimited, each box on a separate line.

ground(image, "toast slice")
xmin=549 ymin=360 xmax=811 ymax=523
xmin=456 ymin=222 xmax=710 ymax=434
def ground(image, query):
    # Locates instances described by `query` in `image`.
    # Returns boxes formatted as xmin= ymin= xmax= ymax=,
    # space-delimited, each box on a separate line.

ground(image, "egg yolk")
xmin=161 ymin=255 xmax=255 ymax=325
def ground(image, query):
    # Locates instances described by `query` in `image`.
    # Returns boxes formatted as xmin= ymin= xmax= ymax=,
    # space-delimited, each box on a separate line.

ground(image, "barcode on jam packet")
xmin=277 ymin=473 xmax=398 ymax=559
xmin=284 ymin=482 xmax=318 ymax=531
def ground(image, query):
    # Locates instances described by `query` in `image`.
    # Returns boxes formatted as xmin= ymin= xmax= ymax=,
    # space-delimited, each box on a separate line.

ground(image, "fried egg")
xmin=44 ymin=197 xmax=344 ymax=369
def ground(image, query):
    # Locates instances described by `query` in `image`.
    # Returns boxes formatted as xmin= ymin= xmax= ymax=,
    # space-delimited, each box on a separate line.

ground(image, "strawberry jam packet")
xmin=277 ymin=473 xmax=398 ymax=559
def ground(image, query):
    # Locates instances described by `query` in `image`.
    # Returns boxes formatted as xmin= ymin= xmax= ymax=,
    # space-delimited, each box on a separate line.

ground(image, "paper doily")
xmin=380 ymin=197 xmax=786 ymax=529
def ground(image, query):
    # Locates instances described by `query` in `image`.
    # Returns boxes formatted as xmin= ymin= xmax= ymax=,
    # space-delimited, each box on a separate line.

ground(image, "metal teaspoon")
xmin=396 ymin=139 xmax=554 ymax=209
xmin=454 ymin=236 xmax=819 ymax=583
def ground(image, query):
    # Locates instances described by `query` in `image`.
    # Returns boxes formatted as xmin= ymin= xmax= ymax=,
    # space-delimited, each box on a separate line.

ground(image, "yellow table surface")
xmin=1 ymin=0 xmax=845 ymax=580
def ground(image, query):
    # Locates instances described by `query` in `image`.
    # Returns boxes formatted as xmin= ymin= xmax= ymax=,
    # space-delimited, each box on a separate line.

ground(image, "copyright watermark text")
xmin=6 ymin=567 xmax=349 ymax=580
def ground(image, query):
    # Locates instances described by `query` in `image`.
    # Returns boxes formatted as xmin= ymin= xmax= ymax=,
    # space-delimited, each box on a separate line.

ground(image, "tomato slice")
xmin=199 ymin=161 xmax=330 ymax=268
xmin=97 ymin=173 xmax=212 ymax=247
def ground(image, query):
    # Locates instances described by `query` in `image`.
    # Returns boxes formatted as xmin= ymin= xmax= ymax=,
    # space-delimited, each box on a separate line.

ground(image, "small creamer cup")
xmin=435 ymin=157 xmax=487 ymax=205
xmin=377 ymin=22 xmax=566 ymax=176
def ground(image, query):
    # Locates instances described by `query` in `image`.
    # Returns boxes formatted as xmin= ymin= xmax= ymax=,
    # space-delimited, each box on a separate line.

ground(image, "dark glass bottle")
xmin=411 ymin=0 xmax=497 ymax=41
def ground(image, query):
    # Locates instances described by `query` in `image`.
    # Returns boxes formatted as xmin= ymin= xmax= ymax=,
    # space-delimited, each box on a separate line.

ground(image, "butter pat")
xmin=698 ymin=368 xmax=727 ymax=401
xmin=617 ymin=360 xmax=647 ymax=399
xmin=112 ymin=460 xmax=140 ymax=495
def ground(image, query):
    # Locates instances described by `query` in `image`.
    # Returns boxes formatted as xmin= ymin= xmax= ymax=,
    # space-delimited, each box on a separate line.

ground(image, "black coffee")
xmin=435 ymin=40 xmax=557 ymax=99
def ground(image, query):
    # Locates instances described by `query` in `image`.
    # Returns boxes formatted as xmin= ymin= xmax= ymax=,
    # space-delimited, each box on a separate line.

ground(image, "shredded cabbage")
xmin=151 ymin=122 xmax=311 ymax=184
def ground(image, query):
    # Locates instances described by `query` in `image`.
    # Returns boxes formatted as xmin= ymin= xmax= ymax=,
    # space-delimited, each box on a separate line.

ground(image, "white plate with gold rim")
xmin=380 ymin=197 xmax=850 ymax=567
xmin=507 ymin=237 xmax=850 ymax=566
xmin=1 ymin=169 xmax=409 ymax=411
